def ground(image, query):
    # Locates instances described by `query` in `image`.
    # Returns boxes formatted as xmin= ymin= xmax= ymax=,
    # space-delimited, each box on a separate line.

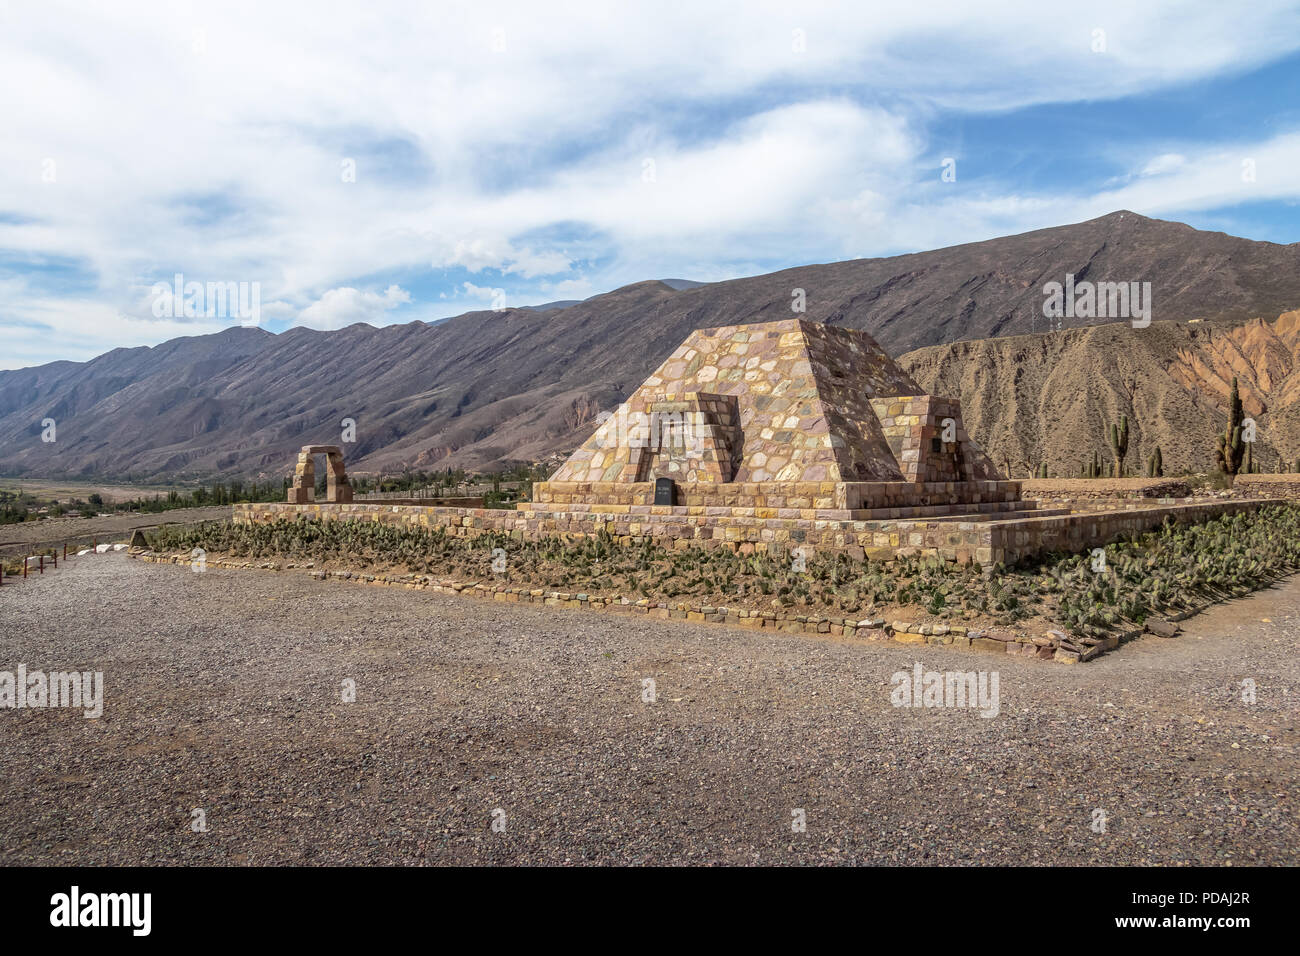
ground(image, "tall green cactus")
xmin=1215 ymin=377 xmax=1245 ymax=475
xmin=1147 ymin=446 xmax=1163 ymax=478
xmin=1110 ymin=415 xmax=1129 ymax=478
xmin=1081 ymin=449 xmax=1103 ymax=478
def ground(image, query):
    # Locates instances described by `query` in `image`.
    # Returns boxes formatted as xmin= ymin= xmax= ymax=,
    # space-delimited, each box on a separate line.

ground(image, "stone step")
xmin=847 ymin=500 xmax=1049 ymax=521
xmin=900 ymin=506 xmax=1073 ymax=524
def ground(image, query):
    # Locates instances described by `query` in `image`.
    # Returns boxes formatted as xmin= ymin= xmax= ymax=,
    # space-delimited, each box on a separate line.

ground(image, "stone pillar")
xmin=287 ymin=450 xmax=315 ymax=503
xmin=325 ymin=451 xmax=353 ymax=503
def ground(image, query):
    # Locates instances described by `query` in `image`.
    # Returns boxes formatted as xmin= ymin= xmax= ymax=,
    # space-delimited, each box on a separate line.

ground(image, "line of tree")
xmin=0 ymin=479 xmax=291 ymax=523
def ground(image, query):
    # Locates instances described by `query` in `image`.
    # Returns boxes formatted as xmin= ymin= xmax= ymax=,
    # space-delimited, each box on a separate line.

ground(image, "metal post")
xmin=39 ymin=555 xmax=44 ymax=574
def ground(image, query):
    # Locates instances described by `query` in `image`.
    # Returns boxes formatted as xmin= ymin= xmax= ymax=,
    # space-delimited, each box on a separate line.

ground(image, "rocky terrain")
xmin=0 ymin=553 xmax=1294 ymax=865
xmin=901 ymin=310 xmax=1300 ymax=477
xmin=3 ymin=211 xmax=1299 ymax=480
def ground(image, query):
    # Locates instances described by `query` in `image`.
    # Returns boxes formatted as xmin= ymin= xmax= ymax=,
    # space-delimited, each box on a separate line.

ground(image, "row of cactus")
xmin=1075 ymin=415 xmax=1147 ymax=478
xmin=1024 ymin=382 xmax=1294 ymax=481
xmin=1081 ymin=450 xmax=1104 ymax=478
xmin=147 ymin=504 xmax=1300 ymax=642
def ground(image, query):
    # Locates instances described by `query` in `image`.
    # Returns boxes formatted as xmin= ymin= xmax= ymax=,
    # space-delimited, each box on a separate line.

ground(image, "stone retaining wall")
xmin=981 ymin=498 xmax=1276 ymax=565
xmin=534 ymin=478 xmax=1023 ymax=513
xmin=233 ymin=495 xmax=1284 ymax=565
xmin=1020 ymin=478 xmax=1191 ymax=501
xmin=1233 ymin=475 xmax=1300 ymax=499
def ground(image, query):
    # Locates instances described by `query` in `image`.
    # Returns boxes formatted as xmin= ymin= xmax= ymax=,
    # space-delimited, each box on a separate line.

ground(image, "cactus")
xmin=1147 ymin=446 xmax=1163 ymax=478
xmin=1243 ymin=440 xmax=1253 ymax=475
xmin=1215 ymin=377 xmax=1246 ymax=475
xmin=1037 ymin=463 xmax=1048 ymax=478
xmin=1110 ymin=415 xmax=1130 ymax=478
xmin=1090 ymin=450 xmax=1103 ymax=478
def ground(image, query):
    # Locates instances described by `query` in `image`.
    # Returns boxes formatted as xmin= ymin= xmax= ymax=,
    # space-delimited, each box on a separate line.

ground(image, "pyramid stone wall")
xmin=870 ymin=396 xmax=999 ymax=483
xmin=540 ymin=318 xmax=1003 ymax=512
xmin=552 ymin=319 xmax=926 ymax=485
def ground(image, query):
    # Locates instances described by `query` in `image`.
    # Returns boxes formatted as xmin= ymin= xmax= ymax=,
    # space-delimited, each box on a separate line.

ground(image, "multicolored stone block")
xmin=540 ymin=318 xmax=1002 ymax=510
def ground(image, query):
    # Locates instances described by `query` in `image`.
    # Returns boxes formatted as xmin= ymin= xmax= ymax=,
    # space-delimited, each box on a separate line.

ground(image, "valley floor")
xmin=0 ymin=553 xmax=1295 ymax=865
xmin=0 ymin=506 xmax=230 ymax=558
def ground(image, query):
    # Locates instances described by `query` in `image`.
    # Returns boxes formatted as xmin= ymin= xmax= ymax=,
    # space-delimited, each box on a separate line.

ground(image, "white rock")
xmin=112 ymin=543 xmax=126 ymax=551
xmin=77 ymin=549 xmax=91 ymax=556
xmin=95 ymin=544 xmax=111 ymax=553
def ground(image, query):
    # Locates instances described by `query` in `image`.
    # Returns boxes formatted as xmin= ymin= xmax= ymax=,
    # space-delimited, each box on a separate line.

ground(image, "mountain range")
xmin=3 ymin=211 xmax=1299 ymax=481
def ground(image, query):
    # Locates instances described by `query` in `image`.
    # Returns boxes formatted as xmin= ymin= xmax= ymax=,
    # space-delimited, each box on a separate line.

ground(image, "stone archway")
xmin=287 ymin=445 xmax=354 ymax=503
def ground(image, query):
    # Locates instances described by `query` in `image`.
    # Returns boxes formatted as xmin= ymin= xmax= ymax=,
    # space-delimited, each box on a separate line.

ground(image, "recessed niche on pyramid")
xmin=545 ymin=318 xmax=1001 ymax=510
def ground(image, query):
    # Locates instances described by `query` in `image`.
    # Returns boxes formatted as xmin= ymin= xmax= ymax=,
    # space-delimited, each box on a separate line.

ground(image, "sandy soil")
xmin=0 ymin=553 xmax=1295 ymax=865
xmin=0 ymin=478 xmax=184 ymax=503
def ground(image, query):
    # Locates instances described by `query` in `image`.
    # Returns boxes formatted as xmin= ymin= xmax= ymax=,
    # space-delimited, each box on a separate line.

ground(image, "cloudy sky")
xmin=3 ymin=0 xmax=1300 ymax=369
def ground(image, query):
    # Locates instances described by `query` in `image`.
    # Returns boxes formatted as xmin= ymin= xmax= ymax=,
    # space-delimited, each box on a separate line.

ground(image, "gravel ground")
xmin=0 ymin=552 xmax=1296 ymax=866
xmin=0 ymin=507 xmax=231 ymax=558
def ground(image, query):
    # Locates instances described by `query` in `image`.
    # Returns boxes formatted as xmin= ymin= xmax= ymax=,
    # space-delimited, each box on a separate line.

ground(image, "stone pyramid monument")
xmin=542 ymin=318 xmax=1001 ymax=513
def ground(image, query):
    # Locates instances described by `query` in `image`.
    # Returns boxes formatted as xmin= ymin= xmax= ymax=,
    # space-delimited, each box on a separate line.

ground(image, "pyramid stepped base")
xmin=534 ymin=478 xmax=1026 ymax=513
xmin=889 ymin=506 xmax=1074 ymax=525
xmin=847 ymin=499 xmax=1056 ymax=521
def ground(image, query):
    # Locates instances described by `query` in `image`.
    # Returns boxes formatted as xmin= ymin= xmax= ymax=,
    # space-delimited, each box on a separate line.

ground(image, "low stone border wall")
xmin=981 ymin=498 xmax=1278 ymax=565
xmin=131 ymin=549 xmax=1233 ymax=665
xmin=355 ymin=495 xmax=484 ymax=507
xmin=1233 ymin=475 xmax=1300 ymax=499
xmin=1020 ymin=478 xmax=1191 ymax=500
xmin=1030 ymin=495 xmax=1232 ymax=514
xmin=233 ymin=496 xmax=1285 ymax=565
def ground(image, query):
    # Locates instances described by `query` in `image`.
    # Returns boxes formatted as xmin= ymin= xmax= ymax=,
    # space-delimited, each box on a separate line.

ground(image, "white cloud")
xmin=440 ymin=238 xmax=572 ymax=277
xmin=295 ymin=285 xmax=411 ymax=330
xmin=540 ymin=278 xmax=595 ymax=298
xmin=2 ymin=1 xmax=1300 ymax=365
xmin=1142 ymin=153 xmax=1188 ymax=176
xmin=460 ymin=281 xmax=503 ymax=302
xmin=0 ymin=291 xmax=233 ymax=370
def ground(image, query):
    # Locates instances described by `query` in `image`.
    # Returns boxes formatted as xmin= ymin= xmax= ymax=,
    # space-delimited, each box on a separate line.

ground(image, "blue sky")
xmin=2 ymin=1 xmax=1300 ymax=369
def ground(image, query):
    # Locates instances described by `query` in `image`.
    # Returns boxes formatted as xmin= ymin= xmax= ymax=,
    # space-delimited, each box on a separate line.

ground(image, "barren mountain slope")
xmin=900 ymin=311 xmax=1300 ymax=477
xmin=3 ymin=211 xmax=1300 ymax=480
